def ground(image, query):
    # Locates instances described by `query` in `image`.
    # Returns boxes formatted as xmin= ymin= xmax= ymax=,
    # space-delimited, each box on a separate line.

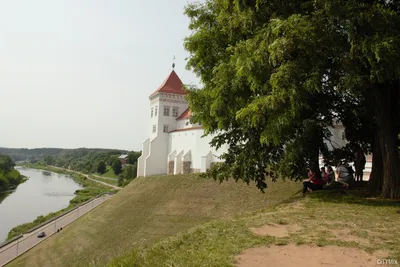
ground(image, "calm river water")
xmin=0 ymin=167 xmax=83 ymax=242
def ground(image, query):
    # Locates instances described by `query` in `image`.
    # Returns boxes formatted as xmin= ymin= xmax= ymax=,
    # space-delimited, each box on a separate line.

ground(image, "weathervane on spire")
xmin=172 ymin=55 xmax=176 ymax=69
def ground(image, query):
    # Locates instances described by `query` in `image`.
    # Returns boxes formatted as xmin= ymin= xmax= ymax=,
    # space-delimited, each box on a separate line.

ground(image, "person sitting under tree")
xmin=336 ymin=161 xmax=353 ymax=189
xmin=326 ymin=166 xmax=335 ymax=184
xmin=302 ymin=166 xmax=325 ymax=197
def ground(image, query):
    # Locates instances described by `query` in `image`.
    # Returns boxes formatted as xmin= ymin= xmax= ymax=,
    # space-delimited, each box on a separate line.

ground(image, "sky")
xmin=0 ymin=0 xmax=201 ymax=151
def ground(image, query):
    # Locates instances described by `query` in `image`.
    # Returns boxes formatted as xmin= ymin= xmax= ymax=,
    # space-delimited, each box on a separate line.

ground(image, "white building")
xmin=137 ymin=69 xmax=228 ymax=177
xmin=137 ymin=69 xmax=371 ymax=178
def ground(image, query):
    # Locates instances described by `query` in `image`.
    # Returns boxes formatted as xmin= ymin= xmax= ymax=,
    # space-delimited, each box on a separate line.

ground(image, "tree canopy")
xmin=184 ymin=0 xmax=400 ymax=198
xmin=112 ymin=159 xmax=123 ymax=175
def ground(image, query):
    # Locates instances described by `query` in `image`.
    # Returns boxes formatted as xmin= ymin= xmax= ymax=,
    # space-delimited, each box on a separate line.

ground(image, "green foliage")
xmin=127 ymin=151 xmax=141 ymax=165
xmin=123 ymin=163 xmax=137 ymax=180
xmin=117 ymin=176 xmax=124 ymax=187
xmin=0 ymin=148 xmax=142 ymax=178
xmin=0 ymin=155 xmax=24 ymax=192
xmin=112 ymin=159 xmax=122 ymax=175
xmin=97 ymin=160 xmax=107 ymax=174
xmin=184 ymin=0 xmax=400 ymax=195
xmin=44 ymin=155 xmax=54 ymax=165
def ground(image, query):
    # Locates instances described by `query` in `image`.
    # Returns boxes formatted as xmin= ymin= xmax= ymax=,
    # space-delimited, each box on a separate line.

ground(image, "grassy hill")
xmin=8 ymin=173 xmax=300 ymax=267
xmin=108 ymin=185 xmax=400 ymax=267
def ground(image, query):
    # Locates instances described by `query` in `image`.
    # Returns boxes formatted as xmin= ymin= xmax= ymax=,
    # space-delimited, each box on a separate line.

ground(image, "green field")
xmin=8 ymin=175 xmax=400 ymax=267
xmin=100 ymin=166 xmax=119 ymax=179
xmin=89 ymin=174 xmax=118 ymax=186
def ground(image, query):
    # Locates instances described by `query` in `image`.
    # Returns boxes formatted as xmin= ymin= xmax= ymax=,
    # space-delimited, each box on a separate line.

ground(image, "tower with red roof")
xmin=137 ymin=67 xmax=228 ymax=177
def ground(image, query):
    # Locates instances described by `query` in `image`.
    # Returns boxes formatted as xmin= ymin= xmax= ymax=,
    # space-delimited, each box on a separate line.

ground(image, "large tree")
xmin=184 ymin=0 xmax=400 ymax=198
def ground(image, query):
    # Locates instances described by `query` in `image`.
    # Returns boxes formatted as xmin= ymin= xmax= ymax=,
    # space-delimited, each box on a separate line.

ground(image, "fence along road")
xmin=0 ymin=194 xmax=113 ymax=267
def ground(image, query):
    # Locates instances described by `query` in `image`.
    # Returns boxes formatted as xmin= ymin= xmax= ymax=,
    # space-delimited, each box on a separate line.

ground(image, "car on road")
xmin=37 ymin=231 xmax=46 ymax=238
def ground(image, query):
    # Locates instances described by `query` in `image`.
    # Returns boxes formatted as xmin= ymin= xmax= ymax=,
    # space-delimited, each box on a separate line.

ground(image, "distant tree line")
xmin=0 ymin=147 xmax=141 ymax=186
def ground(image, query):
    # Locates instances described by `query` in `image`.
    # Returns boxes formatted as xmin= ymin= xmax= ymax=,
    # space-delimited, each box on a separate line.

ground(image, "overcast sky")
xmin=0 ymin=0 xmax=200 ymax=151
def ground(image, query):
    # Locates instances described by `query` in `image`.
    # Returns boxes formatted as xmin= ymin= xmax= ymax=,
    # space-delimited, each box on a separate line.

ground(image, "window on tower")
xmin=155 ymin=106 xmax=158 ymax=116
xmin=152 ymin=125 xmax=156 ymax=133
xmin=163 ymin=125 xmax=169 ymax=133
xmin=151 ymin=108 xmax=154 ymax=118
xmin=164 ymin=106 xmax=170 ymax=116
xmin=172 ymin=107 xmax=179 ymax=117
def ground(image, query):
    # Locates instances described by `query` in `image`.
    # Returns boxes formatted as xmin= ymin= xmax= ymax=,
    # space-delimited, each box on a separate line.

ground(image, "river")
xmin=0 ymin=167 xmax=83 ymax=242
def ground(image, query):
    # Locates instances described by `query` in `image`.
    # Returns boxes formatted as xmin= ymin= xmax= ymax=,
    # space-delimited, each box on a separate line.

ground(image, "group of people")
xmin=302 ymin=151 xmax=366 ymax=197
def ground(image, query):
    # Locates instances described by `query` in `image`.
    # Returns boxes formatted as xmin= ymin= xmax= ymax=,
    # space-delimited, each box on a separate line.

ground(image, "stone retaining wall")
xmin=168 ymin=161 xmax=174 ymax=174
xmin=183 ymin=161 xmax=191 ymax=174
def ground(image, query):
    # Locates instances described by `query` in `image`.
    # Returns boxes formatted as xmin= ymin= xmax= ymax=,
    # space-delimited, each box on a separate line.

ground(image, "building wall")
xmin=325 ymin=124 xmax=348 ymax=150
xmin=156 ymin=93 xmax=189 ymax=134
xmin=144 ymin=135 xmax=169 ymax=176
xmin=137 ymin=138 xmax=150 ymax=177
xmin=168 ymin=128 xmax=228 ymax=170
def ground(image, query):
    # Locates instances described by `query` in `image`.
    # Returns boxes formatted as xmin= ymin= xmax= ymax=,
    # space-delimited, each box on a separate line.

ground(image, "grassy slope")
xmin=109 ymin=184 xmax=400 ymax=267
xmin=100 ymin=166 xmax=119 ymax=179
xmin=8 ymin=174 xmax=300 ymax=267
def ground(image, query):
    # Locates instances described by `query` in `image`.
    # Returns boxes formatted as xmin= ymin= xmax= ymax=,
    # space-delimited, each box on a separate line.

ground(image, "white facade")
xmin=137 ymin=70 xmax=229 ymax=177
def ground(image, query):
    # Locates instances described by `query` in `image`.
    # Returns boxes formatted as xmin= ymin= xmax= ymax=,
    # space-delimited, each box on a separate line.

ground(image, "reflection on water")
xmin=0 ymin=167 xmax=83 ymax=242
xmin=42 ymin=171 xmax=52 ymax=176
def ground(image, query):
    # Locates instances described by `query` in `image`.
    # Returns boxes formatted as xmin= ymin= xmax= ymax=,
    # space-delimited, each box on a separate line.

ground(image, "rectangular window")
xmin=164 ymin=106 xmax=170 ymax=116
xmin=155 ymin=106 xmax=158 ymax=116
xmin=151 ymin=107 xmax=153 ymax=118
xmin=163 ymin=125 xmax=169 ymax=133
xmin=341 ymin=131 xmax=346 ymax=140
xmin=152 ymin=125 xmax=156 ymax=133
xmin=172 ymin=107 xmax=179 ymax=117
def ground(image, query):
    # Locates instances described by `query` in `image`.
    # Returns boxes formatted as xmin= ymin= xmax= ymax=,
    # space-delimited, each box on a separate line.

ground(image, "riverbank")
xmin=0 ymin=156 xmax=27 ymax=198
xmin=6 ymin=164 xmax=118 ymax=241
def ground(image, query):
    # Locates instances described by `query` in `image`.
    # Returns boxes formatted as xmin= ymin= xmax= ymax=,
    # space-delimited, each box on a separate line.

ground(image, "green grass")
xmin=100 ymin=166 xmax=119 ymax=179
xmin=8 ymin=174 xmax=300 ymax=267
xmin=9 ymin=176 xmax=400 ymax=267
xmin=89 ymin=174 xmax=118 ymax=186
xmin=108 ymin=183 xmax=400 ymax=267
xmin=6 ymin=164 xmax=116 ymax=240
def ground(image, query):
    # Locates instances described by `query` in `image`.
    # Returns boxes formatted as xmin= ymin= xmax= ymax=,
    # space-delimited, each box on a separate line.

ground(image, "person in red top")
xmin=302 ymin=166 xmax=324 ymax=197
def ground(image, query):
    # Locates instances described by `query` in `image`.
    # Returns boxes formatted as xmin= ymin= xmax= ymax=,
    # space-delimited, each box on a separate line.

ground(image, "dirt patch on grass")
xmin=250 ymin=224 xmax=301 ymax=237
xmin=236 ymin=244 xmax=380 ymax=267
xmin=328 ymin=229 xmax=370 ymax=245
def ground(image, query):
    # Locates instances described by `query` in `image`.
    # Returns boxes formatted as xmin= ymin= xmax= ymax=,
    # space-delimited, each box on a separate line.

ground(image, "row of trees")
xmin=184 ymin=0 xmax=400 ymax=198
xmin=96 ymin=151 xmax=140 ymax=176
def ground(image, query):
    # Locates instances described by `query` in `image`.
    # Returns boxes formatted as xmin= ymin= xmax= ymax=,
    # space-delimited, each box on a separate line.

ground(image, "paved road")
xmin=0 ymin=194 xmax=113 ymax=267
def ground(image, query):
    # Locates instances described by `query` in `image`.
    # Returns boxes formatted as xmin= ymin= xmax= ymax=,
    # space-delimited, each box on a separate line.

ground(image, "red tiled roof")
xmin=150 ymin=70 xmax=186 ymax=97
xmin=176 ymin=107 xmax=191 ymax=120
xmin=169 ymin=126 xmax=203 ymax=133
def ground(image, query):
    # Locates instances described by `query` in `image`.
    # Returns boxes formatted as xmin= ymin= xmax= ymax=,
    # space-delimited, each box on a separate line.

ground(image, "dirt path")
xmin=50 ymin=166 xmax=122 ymax=190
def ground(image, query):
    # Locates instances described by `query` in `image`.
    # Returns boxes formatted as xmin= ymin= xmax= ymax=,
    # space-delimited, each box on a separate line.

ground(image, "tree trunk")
xmin=368 ymin=132 xmax=383 ymax=194
xmin=374 ymin=85 xmax=400 ymax=199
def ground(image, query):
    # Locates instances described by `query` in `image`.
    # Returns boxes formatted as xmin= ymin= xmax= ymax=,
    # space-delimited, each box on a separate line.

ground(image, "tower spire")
xmin=172 ymin=55 xmax=176 ymax=69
